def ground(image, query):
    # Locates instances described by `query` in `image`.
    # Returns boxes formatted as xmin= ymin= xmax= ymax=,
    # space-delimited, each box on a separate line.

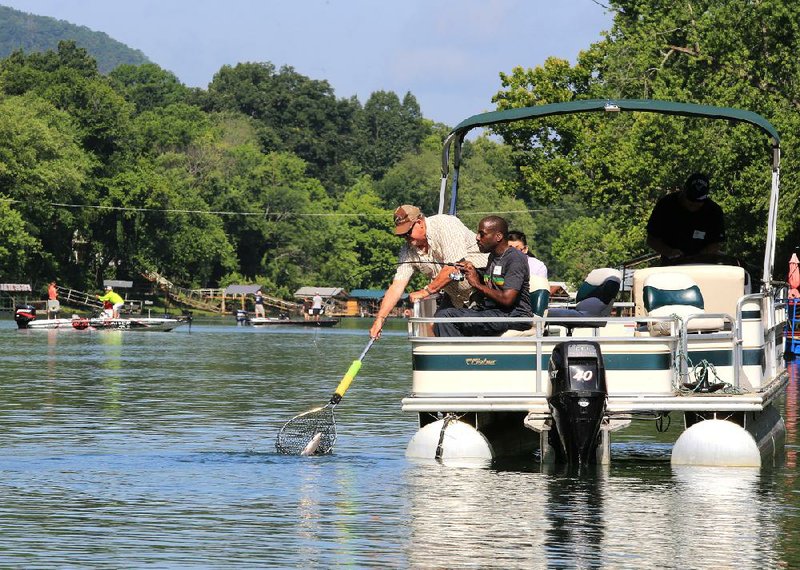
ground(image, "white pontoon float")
xmin=402 ymin=100 xmax=787 ymax=467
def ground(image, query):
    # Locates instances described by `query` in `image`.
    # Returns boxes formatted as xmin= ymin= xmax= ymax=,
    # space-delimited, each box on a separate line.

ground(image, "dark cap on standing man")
xmin=684 ymin=173 xmax=710 ymax=202
xmin=393 ymin=205 xmax=422 ymax=235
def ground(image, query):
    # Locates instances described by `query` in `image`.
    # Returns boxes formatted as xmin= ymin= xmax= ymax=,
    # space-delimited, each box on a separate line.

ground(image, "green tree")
xmin=0 ymin=201 xmax=40 ymax=281
xmin=0 ymin=93 xmax=93 ymax=282
xmin=108 ymin=63 xmax=190 ymax=114
xmin=92 ymin=159 xmax=237 ymax=286
xmin=131 ymin=103 xmax=212 ymax=155
xmin=490 ymin=2 xmax=800 ymax=279
xmin=0 ymin=41 xmax=133 ymax=159
xmin=327 ymin=178 xmax=396 ymax=289
xmin=375 ymin=132 xmax=445 ymax=214
xmin=205 ymin=62 xmax=362 ymax=190
xmin=358 ymin=90 xmax=428 ymax=179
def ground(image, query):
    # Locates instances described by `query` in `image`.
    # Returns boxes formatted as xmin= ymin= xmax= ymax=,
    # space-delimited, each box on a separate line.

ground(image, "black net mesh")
xmin=275 ymin=405 xmax=337 ymax=455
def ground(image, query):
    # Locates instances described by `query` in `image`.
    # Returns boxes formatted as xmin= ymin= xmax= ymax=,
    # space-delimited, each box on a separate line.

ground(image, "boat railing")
xmin=409 ymin=309 xmax=744 ymax=392
xmin=676 ymin=312 xmax=737 ymax=387
xmin=753 ymin=288 xmax=787 ymax=382
xmin=408 ymin=313 xmax=732 ymax=339
xmin=733 ymin=292 xmax=765 ymax=390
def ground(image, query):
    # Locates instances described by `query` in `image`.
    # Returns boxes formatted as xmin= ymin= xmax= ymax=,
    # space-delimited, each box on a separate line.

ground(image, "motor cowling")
xmin=14 ymin=305 xmax=36 ymax=329
xmin=547 ymin=341 xmax=608 ymax=465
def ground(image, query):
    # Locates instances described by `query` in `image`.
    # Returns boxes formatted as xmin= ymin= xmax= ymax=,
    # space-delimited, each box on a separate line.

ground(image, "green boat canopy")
xmin=437 ymin=98 xmax=783 ymax=286
xmin=450 ymin=99 xmax=780 ymax=143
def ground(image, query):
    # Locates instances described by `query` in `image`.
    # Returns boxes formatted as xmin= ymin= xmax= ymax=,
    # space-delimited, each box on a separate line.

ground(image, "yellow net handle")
xmin=330 ymin=360 xmax=362 ymax=404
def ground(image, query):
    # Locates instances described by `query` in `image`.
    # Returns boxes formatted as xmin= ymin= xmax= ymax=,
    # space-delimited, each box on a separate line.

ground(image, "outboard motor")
xmin=547 ymin=341 xmax=608 ymax=465
xmin=235 ymin=309 xmax=248 ymax=324
xmin=14 ymin=305 xmax=36 ymax=329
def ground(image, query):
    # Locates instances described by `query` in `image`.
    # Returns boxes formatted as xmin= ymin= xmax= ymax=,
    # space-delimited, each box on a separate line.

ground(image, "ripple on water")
xmin=0 ymin=321 xmax=797 ymax=567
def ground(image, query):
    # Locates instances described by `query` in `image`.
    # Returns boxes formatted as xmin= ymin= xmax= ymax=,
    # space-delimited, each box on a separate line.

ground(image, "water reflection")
xmin=404 ymin=459 xmax=786 ymax=567
xmin=785 ymin=362 xmax=799 ymax=469
xmin=98 ymin=331 xmax=123 ymax=415
xmin=544 ymin=467 xmax=607 ymax=568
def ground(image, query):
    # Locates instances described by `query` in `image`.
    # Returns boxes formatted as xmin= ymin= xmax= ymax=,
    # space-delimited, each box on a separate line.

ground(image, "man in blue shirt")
xmin=254 ymin=289 xmax=265 ymax=318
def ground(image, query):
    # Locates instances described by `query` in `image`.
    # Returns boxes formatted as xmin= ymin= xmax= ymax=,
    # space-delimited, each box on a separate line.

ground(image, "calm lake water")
xmin=1 ymin=316 xmax=799 ymax=568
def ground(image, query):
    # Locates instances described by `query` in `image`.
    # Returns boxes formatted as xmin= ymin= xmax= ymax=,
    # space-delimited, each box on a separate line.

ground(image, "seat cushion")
xmin=632 ymin=265 xmax=745 ymax=318
xmin=528 ymin=276 xmax=550 ymax=317
xmin=643 ymin=273 xmax=724 ymax=335
xmin=576 ymin=268 xmax=623 ymax=305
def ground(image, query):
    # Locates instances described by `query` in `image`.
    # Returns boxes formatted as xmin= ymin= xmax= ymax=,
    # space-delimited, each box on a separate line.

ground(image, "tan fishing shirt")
xmin=394 ymin=214 xmax=488 ymax=307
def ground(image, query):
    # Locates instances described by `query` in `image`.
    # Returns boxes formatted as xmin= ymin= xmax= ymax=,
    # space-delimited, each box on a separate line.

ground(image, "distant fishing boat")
xmin=14 ymin=305 xmax=188 ymax=332
xmin=247 ymin=316 xmax=339 ymax=327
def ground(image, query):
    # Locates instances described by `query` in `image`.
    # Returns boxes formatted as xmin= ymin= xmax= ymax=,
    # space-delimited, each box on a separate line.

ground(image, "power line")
xmin=0 ymin=197 xmax=572 ymax=216
xmin=588 ymin=0 xmax=612 ymax=9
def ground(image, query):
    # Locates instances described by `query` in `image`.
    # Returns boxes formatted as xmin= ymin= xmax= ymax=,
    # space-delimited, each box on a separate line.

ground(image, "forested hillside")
xmin=0 ymin=40 xmax=538 ymax=297
xmin=2 ymin=0 xmax=800 ymax=300
xmin=0 ymin=5 xmax=149 ymax=73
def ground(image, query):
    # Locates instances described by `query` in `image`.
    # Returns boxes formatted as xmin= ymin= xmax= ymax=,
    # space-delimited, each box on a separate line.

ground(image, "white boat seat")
xmin=632 ymin=264 xmax=746 ymax=318
xmin=643 ymin=272 xmax=725 ymax=335
xmin=547 ymin=268 xmax=622 ymax=335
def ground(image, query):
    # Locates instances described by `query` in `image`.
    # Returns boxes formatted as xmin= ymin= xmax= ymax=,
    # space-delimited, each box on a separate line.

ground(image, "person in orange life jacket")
xmin=47 ymin=281 xmax=60 ymax=319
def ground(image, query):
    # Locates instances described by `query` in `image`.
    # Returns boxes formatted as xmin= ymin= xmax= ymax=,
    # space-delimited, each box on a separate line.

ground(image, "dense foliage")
xmin=492 ymin=0 xmax=800 ymax=283
xmin=3 ymin=1 xmax=800 ymax=299
xmin=0 ymin=41 xmax=449 ymax=295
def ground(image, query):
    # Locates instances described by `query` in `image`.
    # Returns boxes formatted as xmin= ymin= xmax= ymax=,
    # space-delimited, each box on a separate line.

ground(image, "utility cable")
xmin=0 ymin=197 xmax=573 ymax=217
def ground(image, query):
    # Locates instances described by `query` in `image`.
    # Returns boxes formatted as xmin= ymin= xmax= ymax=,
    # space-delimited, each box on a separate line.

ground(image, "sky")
xmin=0 ymin=0 xmax=614 ymax=127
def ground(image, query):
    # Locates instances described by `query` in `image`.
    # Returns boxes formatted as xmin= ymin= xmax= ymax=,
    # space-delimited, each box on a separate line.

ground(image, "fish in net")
xmin=275 ymin=338 xmax=374 ymax=456
xmin=275 ymin=405 xmax=337 ymax=455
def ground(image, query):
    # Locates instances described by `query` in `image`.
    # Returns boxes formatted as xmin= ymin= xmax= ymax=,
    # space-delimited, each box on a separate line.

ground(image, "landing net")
xmin=275 ymin=405 xmax=337 ymax=455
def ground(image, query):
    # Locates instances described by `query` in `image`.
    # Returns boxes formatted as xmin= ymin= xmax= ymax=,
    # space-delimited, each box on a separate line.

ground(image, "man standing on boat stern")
xmin=369 ymin=205 xmax=489 ymax=339
xmin=47 ymin=280 xmax=60 ymax=319
xmin=646 ymin=172 xmax=725 ymax=263
xmin=311 ymin=292 xmax=323 ymax=322
xmin=97 ymin=285 xmax=125 ymax=319
xmin=254 ymin=289 xmax=266 ymax=318
xmin=434 ymin=216 xmax=532 ymax=337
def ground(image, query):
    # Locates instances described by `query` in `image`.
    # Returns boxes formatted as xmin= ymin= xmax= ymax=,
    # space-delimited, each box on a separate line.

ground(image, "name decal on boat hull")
xmin=465 ymin=358 xmax=497 ymax=366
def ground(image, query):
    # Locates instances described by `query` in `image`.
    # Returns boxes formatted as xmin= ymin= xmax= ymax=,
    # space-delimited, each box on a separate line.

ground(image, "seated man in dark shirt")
xmin=434 ymin=216 xmax=532 ymax=337
xmin=646 ymin=172 xmax=725 ymax=262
